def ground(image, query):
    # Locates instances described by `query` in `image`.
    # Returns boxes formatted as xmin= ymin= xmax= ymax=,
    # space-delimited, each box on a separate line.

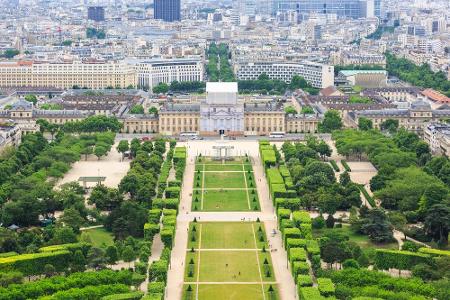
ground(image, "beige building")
xmin=0 ymin=61 xmax=137 ymax=89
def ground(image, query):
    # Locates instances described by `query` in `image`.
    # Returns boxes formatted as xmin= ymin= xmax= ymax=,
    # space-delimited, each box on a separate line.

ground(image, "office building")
xmin=272 ymin=0 xmax=375 ymax=19
xmin=0 ymin=61 xmax=136 ymax=89
xmin=234 ymin=61 xmax=334 ymax=88
xmin=154 ymin=0 xmax=181 ymax=22
xmin=134 ymin=58 xmax=204 ymax=90
xmin=88 ymin=6 xmax=105 ymax=22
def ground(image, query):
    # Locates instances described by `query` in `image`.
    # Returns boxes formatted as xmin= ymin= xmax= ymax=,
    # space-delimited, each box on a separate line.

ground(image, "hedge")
xmin=283 ymin=227 xmax=302 ymax=245
xmin=101 ymin=291 xmax=144 ymax=300
xmin=292 ymin=211 xmax=311 ymax=226
xmin=147 ymin=281 xmax=165 ymax=294
xmin=317 ymin=278 xmax=335 ymax=297
xmin=148 ymin=209 xmax=162 ymax=223
xmin=374 ymin=249 xmax=431 ymax=271
xmin=149 ymin=260 xmax=169 ymax=282
xmin=0 ymin=252 xmax=18 ymax=258
xmin=289 ymin=248 xmax=307 ymax=262
xmin=275 ymin=198 xmax=301 ymax=210
xmin=358 ymin=185 xmax=376 ymax=208
xmin=162 ymin=208 xmax=177 ymax=216
xmin=271 ymin=183 xmax=287 ymax=199
xmin=292 ymin=261 xmax=309 ymax=276
xmin=306 ymin=240 xmax=320 ymax=255
xmin=167 ymin=180 xmax=181 ymax=187
xmin=0 ymin=250 xmax=71 ymax=276
xmin=279 ymin=165 xmax=291 ymax=178
xmin=173 ymin=147 xmax=187 ymax=163
xmin=341 ymin=160 xmax=351 ymax=172
xmin=298 ymin=287 xmax=324 ymax=300
xmin=142 ymin=294 xmax=163 ymax=300
xmin=277 ymin=208 xmax=291 ymax=220
xmin=39 ymin=243 xmax=91 ymax=256
xmin=152 ymin=198 xmax=179 ymax=210
xmin=297 ymin=274 xmax=313 ymax=287
xmin=286 ymin=238 xmax=307 ymax=250
xmin=300 ymin=223 xmax=312 ymax=239
xmin=165 ymin=186 xmax=180 ymax=199
xmin=39 ymin=283 xmax=130 ymax=300
xmin=144 ymin=223 xmax=160 ymax=239
xmin=160 ymin=227 xmax=175 ymax=248
xmin=267 ymin=168 xmax=284 ymax=184
xmin=281 ymin=219 xmax=295 ymax=230
xmin=330 ymin=160 xmax=340 ymax=172
xmin=418 ymin=247 xmax=450 ymax=257
xmin=0 ymin=270 xmax=133 ymax=300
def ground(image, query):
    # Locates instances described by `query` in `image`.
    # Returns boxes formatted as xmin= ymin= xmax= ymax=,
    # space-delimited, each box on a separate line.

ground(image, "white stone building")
xmin=200 ymin=82 xmax=244 ymax=135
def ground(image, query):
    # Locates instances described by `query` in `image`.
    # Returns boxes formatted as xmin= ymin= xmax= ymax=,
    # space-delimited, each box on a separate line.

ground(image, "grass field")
xmin=193 ymin=157 xmax=260 ymax=211
xmin=313 ymin=225 xmax=398 ymax=250
xmin=183 ymin=222 xmax=278 ymax=300
xmin=79 ymin=227 xmax=114 ymax=248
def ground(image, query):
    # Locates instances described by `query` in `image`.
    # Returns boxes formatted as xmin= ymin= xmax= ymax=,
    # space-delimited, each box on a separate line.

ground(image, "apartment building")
xmin=234 ymin=61 xmax=334 ymax=88
xmin=134 ymin=58 xmax=204 ymax=90
xmin=0 ymin=61 xmax=137 ymax=89
xmin=423 ymin=123 xmax=450 ymax=156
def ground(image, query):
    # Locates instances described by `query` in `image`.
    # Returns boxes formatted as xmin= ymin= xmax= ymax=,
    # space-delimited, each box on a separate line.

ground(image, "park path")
xmin=165 ymin=148 xmax=297 ymax=300
xmin=141 ymin=233 xmax=165 ymax=292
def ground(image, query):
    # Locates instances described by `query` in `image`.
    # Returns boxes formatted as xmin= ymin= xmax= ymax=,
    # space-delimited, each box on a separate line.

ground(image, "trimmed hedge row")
xmin=39 ymin=283 xmax=130 ymax=300
xmin=330 ymin=160 xmax=340 ymax=172
xmin=341 ymin=160 xmax=351 ymax=172
xmin=374 ymin=249 xmax=432 ymax=271
xmin=317 ymin=277 xmax=335 ymax=297
xmin=101 ymin=291 xmax=144 ymax=300
xmin=298 ymin=287 xmax=325 ymax=300
xmin=39 ymin=243 xmax=91 ymax=256
xmin=357 ymin=185 xmax=376 ymax=208
xmin=0 ymin=250 xmax=71 ymax=276
xmin=418 ymin=247 xmax=450 ymax=257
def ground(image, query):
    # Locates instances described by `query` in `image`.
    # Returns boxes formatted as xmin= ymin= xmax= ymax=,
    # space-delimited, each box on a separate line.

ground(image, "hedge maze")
xmin=192 ymin=156 xmax=260 ymax=211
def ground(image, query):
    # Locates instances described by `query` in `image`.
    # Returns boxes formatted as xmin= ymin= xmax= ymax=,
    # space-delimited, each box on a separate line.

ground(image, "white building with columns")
xmin=200 ymin=82 xmax=244 ymax=135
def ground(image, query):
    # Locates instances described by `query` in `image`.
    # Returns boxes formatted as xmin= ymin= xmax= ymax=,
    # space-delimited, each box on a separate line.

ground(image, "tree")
xmin=122 ymin=245 xmax=136 ymax=268
xmin=290 ymin=75 xmax=309 ymax=89
xmin=117 ymin=140 xmax=129 ymax=161
xmin=106 ymin=245 xmax=119 ymax=265
xmin=94 ymin=146 xmax=107 ymax=160
xmin=148 ymin=107 xmax=158 ymax=115
xmin=59 ymin=208 xmax=85 ymax=233
xmin=44 ymin=264 xmax=56 ymax=277
xmin=50 ymin=226 xmax=78 ymax=244
xmin=284 ymin=106 xmax=297 ymax=114
xmin=360 ymin=208 xmax=394 ymax=243
xmin=87 ymin=247 xmax=107 ymax=270
xmin=24 ymin=94 xmax=38 ymax=105
xmin=71 ymin=250 xmax=86 ymax=272
xmin=319 ymin=110 xmax=343 ymax=133
xmin=358 ymin=117 xmax=373 ymax=131
xmin=317 ymin=141 xmax=332 ymax=160
xmin=424 ymin=204 xmax=450 ymax=246
xmin=339 ymin=171 xmax=351 ymax=186
xmin=129 ymin=105 xmax=144 ymax=114
xmin=2 ymin=49 xmax=20 ymax=58
xmin=153 ymin=83 xmax=169 ymax=94
xmin=380 ymin=119 xmax=399 ymax=134
xmin=80 ymin=146 xmax=93 ymax=161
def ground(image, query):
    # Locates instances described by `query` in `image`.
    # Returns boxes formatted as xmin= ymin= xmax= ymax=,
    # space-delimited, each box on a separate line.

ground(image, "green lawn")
xmin=313 ymin=225 xmax=398 ymax=250
xmin=188 ymin=222 xmax=263 ymax=249
xmin=79 ymin=228 xmax=114 ymax=248
xmin=193 ymin=156 xmax=260 ymax=211
xmin=182 ymin=284 xmax=279 ymax=300
xmin=204 ymin=172 xmax=245 ymax=188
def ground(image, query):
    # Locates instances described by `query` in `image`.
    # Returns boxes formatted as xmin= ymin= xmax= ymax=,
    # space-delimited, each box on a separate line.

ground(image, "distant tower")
xmin=154 ymin=0 xmax=181 ymax=22
xmin=88 ymin=6 xmax=105 ymax=22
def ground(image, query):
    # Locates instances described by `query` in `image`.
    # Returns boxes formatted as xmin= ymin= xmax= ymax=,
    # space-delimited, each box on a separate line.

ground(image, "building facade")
xmin=87 ymin=6 xmax=105 ymax=22
xmin=234 ymin=61 xmax=334 ymax=88
xmin=200 ymin=82 xmax=244 ymax=135
xmin=423 ymin=123 xmax=450 ymax=156
xmin=154 ymin=0 xmax=181 ymax=22
xmin=0 ymin=61 xmax=137 ymax=89
xmin=272 ymin=0 xmax=375 ymax=19
xmin=134 ymin=58 xmax=204 ymax=90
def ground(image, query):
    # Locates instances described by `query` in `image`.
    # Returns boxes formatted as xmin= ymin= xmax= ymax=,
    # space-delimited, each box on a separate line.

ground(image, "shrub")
xmin=297 ymin=274 xmax=313 ymax=287
xmin=283 ymin=227 xmax=302 ymax=245
xmin=101 ymin=291 xmax=144 ymax=300
xmin=418 ymin=247 xmax=450 ymax=257
xmin=286 ymin=238 xmax=307 ymax=250
xmin=317 ymin=278 xmax=335 ymax=297
xmin=341 ymin=160 xmax=351 ymax=172
xmin=298 ymin=287 xmax=323 ymax=300
xmin=292 ymin=211 xmax=311 ymax=226
xmin=292 ymin=261 xmax=309 ymax=276
xmin=0 ymin=250 xmax=71 ymax=276
xmin=330 ymin=160 xmax=340 ymax=172
xmin=374 ymin=249 xmax=431 ymax=271
xmin=144 ymin=223 xmax=160 ymax=239
xmin=289 ymin=248 xmax=307 ymax=262
xmin=147 ymin=281 xmax=165 ymax=294
xmin=305 ymin=240 xmax=320 ymax=255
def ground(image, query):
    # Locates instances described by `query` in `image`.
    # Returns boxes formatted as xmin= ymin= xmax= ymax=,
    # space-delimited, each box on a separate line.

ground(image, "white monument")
xmin=200 ymin=82 xmax=244 ymax=135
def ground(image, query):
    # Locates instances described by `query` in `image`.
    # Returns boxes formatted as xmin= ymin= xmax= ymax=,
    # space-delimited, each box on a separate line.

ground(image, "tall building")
xmin=272 ymin=0 xmax=375 ymax=19
xmin=154 ymin=0 xmax=181 ymax=22
xmin=87 ymin=6 xmax=105 ymax=22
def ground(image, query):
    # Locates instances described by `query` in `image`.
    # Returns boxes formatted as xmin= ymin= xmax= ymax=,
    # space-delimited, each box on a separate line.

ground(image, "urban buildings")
xmin=133 ymin=58 xmax=204 ymax=90
xmin=154 ymin=0 xmax=181 ymax=22
xmin=234 ymin=61 xmax=334 ymax=88
xmin=87 ymin=6 xmax=105 ymax=22
xmin=0 ymin=61 xmax=136 ymax=89
xmin=424 ymin=123 xmax=450 ymax=155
